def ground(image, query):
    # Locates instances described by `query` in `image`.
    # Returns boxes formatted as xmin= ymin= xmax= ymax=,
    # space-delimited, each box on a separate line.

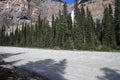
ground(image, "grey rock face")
xmin=0 ymin=0 xmax=114 ymax=30
xmin=0 ymin=0 xmax=66 ymax=28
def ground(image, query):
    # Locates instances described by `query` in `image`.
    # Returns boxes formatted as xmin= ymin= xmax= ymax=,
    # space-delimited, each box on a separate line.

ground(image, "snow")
xmin=0 ymin=46 xmax=120 ymax=80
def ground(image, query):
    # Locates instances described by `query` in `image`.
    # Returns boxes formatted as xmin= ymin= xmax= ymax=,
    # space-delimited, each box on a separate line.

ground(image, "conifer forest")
xmin=0 ymin=0 xmax=120 ymax=51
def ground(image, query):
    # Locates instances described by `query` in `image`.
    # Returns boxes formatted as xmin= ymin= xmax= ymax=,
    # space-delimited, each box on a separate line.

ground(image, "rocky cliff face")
xmin=81 ymin=0 xmax=114 ymax=21
xmin=0 ymin=0 xmax=67 ymax=29
xmin=0 ymin=0 xmax=114 ymax=30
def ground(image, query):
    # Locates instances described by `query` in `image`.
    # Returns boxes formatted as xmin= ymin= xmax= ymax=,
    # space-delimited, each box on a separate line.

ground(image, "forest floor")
xmin=0 ymin=46 xmax=120 ymax=80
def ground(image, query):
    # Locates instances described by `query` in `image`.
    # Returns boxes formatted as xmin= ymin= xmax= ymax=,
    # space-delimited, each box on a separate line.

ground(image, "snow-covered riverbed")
xmin=0 ymin=46 xmax=120 ymax=80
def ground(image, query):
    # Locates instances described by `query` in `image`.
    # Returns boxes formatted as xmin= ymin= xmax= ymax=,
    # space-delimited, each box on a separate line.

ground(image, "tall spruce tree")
xmin=108 ymin=5 xmax=116 ymax=48
xmin=0 ymin=29 xmax=2 ymax=45
xmin=55 ymin=16 xmax=62 ymax=48
xmin=84 ymin=7 xmax=95 ymax=49
xmin=14 ymin=26 xmax=19 ymax=45
xmin=51 ymin=15 xmax=56 ymax=47
xmin=114 ymin=0 xmax=120 ymax=46
xmin=102 ymin=5 xmax=116 ymax=48
xmin=73 ymin=0 xmax=85 ymax=49
xmin=61 ymin=2 xmax=68 ymax=48
xmin=95 ymin=20 xmax=102 ymax=45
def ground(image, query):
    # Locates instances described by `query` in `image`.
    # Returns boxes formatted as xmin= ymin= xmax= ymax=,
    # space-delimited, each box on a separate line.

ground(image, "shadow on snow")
xmin=97 ymin=67 xmax=120 ymax=80
xmin=0 ymin=52 xmax=25 ymax=59
xmin=19 ymin=59 xmax=67 ymax=80
xmin=0 ymin=52 xmax=67 ymax=80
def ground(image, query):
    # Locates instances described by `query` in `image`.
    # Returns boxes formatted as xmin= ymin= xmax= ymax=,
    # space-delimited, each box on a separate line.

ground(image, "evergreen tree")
xmin=84 ymin=8 xmax=95 ymax=49
xmin=20 ymin=25 xmax=25 ymax=46
xmin=52 ymin=15 xmax=55 ymax=39
xmin=95 ymin=20 xmax=102 ymax=45
xmin=25 ymin=24 xmax=31 ymax=46
xmin=14 ymin=26 xmax=19 ymax=45
xmin=51 ymin=15 xmax=56 ymax=47
xmin=73 ymin=0 xmax=85 ymax=49
xmin=36 ymin=16 xmax=43 ymax=47
xmin=30 ymin=24 xmax=35 ymax=47
xmin=55 ymin=16 xmax=61 ymax=48
xmin=0 ymin=29 xmax=2 ymax=45
xmin=0 ymin=26 xmax=6 ymax=45
xmin=67 ymin=14 xmax=74 ymax=49
xmin=108 ymin=5 xmax=116 ymax=48
xmin=62 ymin=3 xmax=73 ymax=49
xmin=114 ymin=0 xmax=120 ymax=46
xmin=102 ymin=5 xmax=116 ymax=48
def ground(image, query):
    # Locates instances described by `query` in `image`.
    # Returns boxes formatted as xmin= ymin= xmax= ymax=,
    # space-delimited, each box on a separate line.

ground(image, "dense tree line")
xmin=0 ymin=1 xmax=119 ymax=51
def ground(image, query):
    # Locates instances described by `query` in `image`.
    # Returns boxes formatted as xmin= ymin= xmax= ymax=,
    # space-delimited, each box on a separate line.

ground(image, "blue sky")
xmin=61 ymin=0 xmax=75 ymax=4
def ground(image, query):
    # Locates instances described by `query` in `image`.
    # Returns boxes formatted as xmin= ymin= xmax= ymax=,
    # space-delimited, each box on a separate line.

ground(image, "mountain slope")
xmin=0 ymin=0 xmax=114 ymax=30
xmin=0 ymin=0 xmax=67 ymax=28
